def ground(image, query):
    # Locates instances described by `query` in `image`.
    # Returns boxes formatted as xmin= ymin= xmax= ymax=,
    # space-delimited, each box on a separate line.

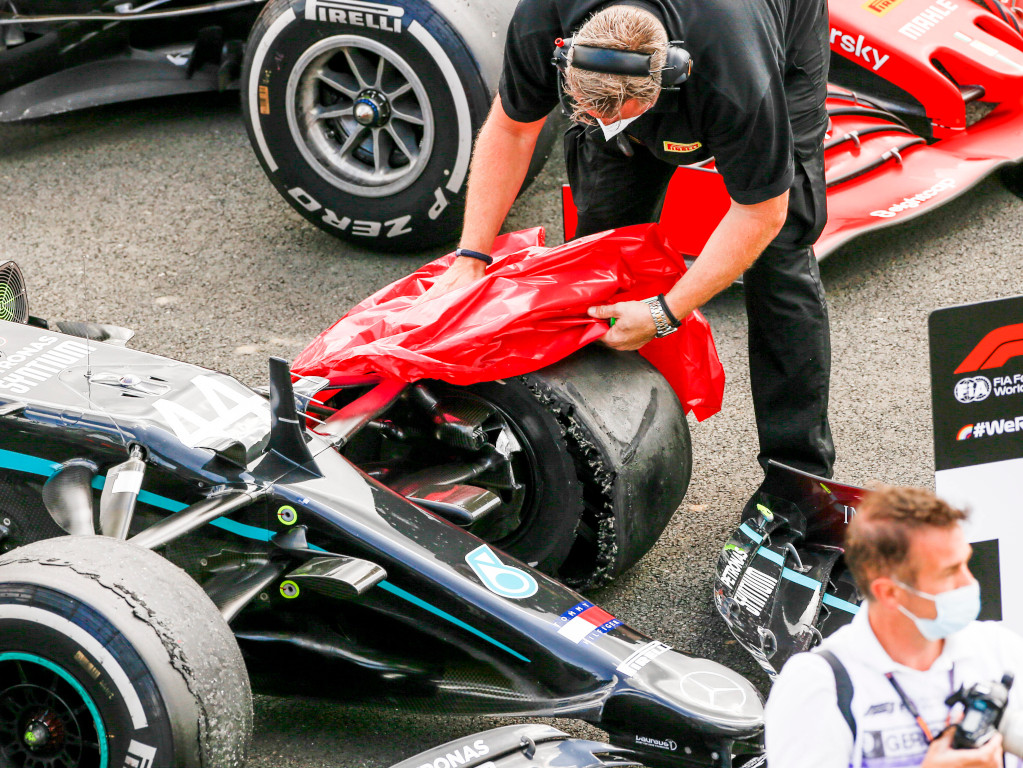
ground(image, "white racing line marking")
xmin=248 ymin=7 xmax=298 ymax=173
xmin=0 ymin=603 xmax=148 ymax=729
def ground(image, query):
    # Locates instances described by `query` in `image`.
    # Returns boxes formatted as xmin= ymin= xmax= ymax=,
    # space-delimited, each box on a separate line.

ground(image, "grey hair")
xmin=565 ymin=5 xmax=669 ymax=124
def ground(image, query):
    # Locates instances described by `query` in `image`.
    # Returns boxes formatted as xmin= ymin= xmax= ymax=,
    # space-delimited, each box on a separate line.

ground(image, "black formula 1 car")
xmin=0 ymin=260 xmax=761 ymax=768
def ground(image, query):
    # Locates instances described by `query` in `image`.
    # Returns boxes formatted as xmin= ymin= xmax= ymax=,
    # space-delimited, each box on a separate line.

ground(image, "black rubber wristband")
xmin=455 ymin=248 xmax=493 ymax=266
xmin=657 ymin=293 xmax=682 ymax=327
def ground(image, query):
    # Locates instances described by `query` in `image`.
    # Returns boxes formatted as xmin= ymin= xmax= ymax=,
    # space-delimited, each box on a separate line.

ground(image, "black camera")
xmin=946 ymin=673 xmax=1014 ymax=749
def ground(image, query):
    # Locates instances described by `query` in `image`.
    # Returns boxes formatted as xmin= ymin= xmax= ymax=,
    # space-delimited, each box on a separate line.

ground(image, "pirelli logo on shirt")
xmin=663 ymin=140 xmax=702 ymax=153
xmin=863 ymin=0 xmax=905 ymax=16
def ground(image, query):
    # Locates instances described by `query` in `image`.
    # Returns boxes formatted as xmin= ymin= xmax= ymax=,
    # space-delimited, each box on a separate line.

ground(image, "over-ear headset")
xmin=552 ymin=36 xmax=692 ymax=89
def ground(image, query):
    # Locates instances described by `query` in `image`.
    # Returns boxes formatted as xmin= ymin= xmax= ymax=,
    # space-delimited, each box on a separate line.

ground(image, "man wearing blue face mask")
xmin=765 ymin=486 xmax=1023 ymax=768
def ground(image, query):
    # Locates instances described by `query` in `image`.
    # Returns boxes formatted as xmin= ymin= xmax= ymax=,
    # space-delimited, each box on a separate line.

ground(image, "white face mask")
xmin=597 ymin=114 xmax=640 ymax=141
xmin=893 ymin=578 xmax=981 ymax=641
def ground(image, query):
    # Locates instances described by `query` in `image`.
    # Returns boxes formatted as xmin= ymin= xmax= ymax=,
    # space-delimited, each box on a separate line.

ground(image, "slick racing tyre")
xmin=525 ymin=346 xmax=693 ymax=591
xmin=0 ymin=536 xmax=251 ymax=768
xmin=364 ymin=346 xmax=691 ymax=590
xmin=243 ymin=0 xmax=553 ymax=252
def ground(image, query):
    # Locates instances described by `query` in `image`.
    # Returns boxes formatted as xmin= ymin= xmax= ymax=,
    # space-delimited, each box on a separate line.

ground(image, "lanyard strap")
xmin=884 ymin=667 xmax=956 ymax=745
xmin=886 ymin=673 xmax=935 ymax=742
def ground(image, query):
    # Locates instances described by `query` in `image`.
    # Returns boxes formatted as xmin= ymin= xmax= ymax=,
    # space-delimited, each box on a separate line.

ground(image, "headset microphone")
xmin=552 ymin=36 xmax=692 ymax=89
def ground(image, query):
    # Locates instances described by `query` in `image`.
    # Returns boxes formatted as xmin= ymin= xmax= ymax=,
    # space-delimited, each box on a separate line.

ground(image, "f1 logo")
xmin=955 ymin=323 xmax=1023 ymax=373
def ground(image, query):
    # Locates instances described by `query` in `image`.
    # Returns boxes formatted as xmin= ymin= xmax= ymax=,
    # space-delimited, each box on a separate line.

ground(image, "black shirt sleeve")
xmin=699 ymin=84 xmax=795 ymax=205
xmin=686 ymin=9 xmax=796 ymax=205
xmin=497 ymin=0 xmax=563 ymax=123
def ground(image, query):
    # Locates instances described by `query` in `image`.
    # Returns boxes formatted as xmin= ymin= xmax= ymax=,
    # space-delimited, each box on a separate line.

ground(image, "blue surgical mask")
xmin=598 ymin=114 xmax=640 ymax=141
xmin=893 ymin=578 xmax=980 ymax=641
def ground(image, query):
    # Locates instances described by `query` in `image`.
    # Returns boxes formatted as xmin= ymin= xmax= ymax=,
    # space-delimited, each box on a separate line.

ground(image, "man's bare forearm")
xmin=664 ymin=193 xmax=789 ymax=320
xmin=459 ymin=95 xmax=547 ymax=254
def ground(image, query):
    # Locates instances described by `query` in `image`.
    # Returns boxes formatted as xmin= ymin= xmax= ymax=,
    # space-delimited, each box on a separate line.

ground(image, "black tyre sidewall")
xmin=0 ymin=584 xmax=179 ymax=767
xmin=243 ymin=0 xmax=490 ymax=251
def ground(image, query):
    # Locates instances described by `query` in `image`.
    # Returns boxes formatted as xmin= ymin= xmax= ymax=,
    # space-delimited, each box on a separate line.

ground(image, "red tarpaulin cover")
xmin=292 ymin=224 xmax=725 ymax=420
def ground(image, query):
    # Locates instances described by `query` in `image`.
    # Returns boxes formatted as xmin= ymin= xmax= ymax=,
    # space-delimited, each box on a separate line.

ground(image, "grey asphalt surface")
xmin=2 ymin=91 xmax=1022 ymax=766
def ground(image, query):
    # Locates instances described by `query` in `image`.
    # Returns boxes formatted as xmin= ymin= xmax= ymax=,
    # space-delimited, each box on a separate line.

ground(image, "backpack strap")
xmin=817 ymin=649 xmax=857 ymax=740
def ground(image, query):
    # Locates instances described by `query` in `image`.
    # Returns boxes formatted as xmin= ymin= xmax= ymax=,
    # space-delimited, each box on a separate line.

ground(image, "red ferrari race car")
xmin=563 ymin=0 xmax=1023 ymax=261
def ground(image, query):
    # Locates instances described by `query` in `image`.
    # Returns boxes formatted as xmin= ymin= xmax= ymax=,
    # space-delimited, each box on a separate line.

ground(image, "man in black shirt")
xmin=427 ymin=0 xmax=835 ymax=490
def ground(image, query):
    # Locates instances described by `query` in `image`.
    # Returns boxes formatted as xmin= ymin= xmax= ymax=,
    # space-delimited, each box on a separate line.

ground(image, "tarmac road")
xmin=2 ymin=91 xmax=1022 ymax=767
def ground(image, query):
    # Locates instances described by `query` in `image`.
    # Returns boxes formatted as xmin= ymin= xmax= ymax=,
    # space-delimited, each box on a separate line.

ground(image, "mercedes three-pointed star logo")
xmin=679 ymin=670 xmax=748 ymax=711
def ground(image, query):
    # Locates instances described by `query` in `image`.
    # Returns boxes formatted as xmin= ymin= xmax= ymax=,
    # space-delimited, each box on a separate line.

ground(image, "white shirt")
xmin=765 ymin=604 xmax=1023 ymax=768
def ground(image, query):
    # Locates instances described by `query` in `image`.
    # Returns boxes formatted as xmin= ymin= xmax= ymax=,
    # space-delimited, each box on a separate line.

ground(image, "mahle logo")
xmin=954 ymin=376 xmax=991 ymax=404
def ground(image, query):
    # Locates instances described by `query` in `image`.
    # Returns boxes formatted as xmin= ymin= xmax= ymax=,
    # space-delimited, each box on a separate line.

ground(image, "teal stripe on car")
xmin=379 ymin=580 xmax=530 ymax=663
xmin=0 ymin=448 xmax=520 ymax=658
xmin=822 ymin=592 xmax=860 ymax=615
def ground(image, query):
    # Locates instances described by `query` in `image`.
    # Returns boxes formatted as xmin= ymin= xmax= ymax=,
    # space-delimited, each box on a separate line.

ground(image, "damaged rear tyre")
xmin=0 ymin=536 xmax=251 ymax=768
xmin=525 ymin=346 xmax=693 ymax=591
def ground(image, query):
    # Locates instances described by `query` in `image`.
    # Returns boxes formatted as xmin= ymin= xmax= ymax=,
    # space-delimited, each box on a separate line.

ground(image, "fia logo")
xmin=954 ymin=376 xmax=992 ymax=404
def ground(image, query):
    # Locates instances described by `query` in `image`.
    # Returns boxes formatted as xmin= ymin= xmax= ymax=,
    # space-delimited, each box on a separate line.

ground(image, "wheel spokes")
xmin=291 ymin=39 xmax=434 ymax=192
xmin=342 ymin=47 xmax=374 ymax=90
xmin=371 ymin=129 xmax=385 ymax=175
xmin=385 ymin=82 xmax=413 ymax=100
xmin=313 ymin=104 xmax=354 ymax=122
xmin=315 ymin=69 xmax=359 ymax=100
xmin=390 ymin=103 xmax=425 ymax=126
xmin=334 ymin=125 xmax=369 ymax=162
xmin=385 ymin=124 xmax=416 ymax=164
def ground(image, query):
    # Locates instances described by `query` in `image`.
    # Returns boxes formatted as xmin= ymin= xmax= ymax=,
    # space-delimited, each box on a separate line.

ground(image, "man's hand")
xmin=588 ymin=300 xmax=656 ymax=351
xmin=413 ymin=256 xmax=487 ymax=305
xmin=921 ymin=728 xmax=1003 ymax=768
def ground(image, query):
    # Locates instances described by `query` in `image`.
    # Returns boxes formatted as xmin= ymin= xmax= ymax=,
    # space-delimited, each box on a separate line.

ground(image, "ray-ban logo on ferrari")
xmin=956 ymin=323 xmax=1023 ymax=373
xmin=306 ymin=0 xmax=404 ymax=32
xmin=863 ymin=0 xmax=905 ymax=15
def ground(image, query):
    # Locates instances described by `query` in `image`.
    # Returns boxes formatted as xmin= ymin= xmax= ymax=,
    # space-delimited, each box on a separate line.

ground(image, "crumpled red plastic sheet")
xmin=292 ymin=224 xmax=725 ymax=421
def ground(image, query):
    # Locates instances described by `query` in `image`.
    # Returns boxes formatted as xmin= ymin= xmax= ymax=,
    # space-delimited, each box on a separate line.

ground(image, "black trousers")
xmin=565 ymin=126 xmax=835 ymax=480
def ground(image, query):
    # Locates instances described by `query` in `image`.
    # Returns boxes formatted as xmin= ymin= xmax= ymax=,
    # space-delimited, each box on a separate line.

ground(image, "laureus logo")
xmin=636 ymin=736 xmax=678 ymax=751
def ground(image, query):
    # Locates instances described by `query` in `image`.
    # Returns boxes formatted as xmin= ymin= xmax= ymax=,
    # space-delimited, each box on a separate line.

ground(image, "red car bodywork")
xmin=563 ymin=0 xmax=1023 ymax=260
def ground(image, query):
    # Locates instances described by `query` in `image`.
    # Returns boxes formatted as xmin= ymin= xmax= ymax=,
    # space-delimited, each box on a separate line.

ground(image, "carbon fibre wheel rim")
xmin=0 ymin=653 xmax=107 ymax=768
xmin=286 ymin=35 xmax=435 ymax=197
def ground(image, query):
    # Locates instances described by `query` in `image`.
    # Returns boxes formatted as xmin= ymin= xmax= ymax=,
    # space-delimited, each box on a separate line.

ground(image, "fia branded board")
xmin=930 ymin=296 xmax=1023 ymax=629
